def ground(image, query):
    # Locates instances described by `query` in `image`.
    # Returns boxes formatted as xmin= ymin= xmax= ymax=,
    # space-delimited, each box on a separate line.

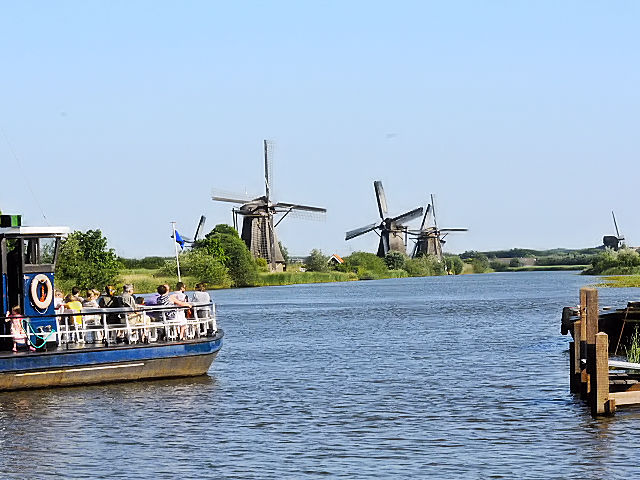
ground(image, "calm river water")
xmin=1 ymin=271 xmax=640 ymax=478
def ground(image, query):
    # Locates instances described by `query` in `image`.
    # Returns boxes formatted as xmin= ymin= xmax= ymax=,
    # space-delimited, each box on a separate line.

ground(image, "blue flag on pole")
xmin=174 ymin=230 xmax=185 ymax=249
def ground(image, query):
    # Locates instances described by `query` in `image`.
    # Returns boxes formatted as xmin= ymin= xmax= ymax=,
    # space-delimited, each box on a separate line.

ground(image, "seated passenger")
xmin=54 ymin=289 xmax=65 ymax=313
xmin=172 ymin=282 xmax=188 ymax=302
xmin=157 ymin=284 xmax=192 ymax=340
xmin=191 ymin=283 xmax=212 ymax=318
xmin=82 ymin=289 xmax=100 ymax=308
xmin=64 ymin=295 xmax=84 ymax=327
xmin=71 ymin=286 xmax=84 ymax=303
xmin=98 ymin=285 xmax=116 ymax=308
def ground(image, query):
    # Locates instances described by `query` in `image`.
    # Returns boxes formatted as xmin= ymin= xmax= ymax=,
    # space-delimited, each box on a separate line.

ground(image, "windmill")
xmin=212 ymin=140 xmax=326 ymax=271
xmin=345 ymin=181 xmax=423 ymax=257
xmin=171 ymin=215 xmax=207 ymax=249
xmin=603 ymin=211 xmax=625 ymax=250
xmin=409 ymin=194 xmax=468 ymax=261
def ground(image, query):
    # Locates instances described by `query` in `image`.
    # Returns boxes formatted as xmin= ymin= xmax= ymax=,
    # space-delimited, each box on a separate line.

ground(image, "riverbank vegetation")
xmin=57 ymin=227 xmax=610 ymax=294
xmin=56 ymin=227 xmax=464 ymax=294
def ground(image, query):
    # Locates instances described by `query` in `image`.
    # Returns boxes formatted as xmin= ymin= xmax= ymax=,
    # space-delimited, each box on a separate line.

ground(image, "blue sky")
xmin=2 ymin=1 xmax=639 ymax=258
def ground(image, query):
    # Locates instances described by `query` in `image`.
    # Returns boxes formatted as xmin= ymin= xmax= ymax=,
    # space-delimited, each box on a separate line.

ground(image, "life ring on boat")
xmin=30 ymin=274 xmax=53 ymax=311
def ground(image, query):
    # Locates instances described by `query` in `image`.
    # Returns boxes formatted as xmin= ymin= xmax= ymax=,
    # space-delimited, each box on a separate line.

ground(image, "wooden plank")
xmin=579 ymin=288 xmax=589 ymax=399
xmin=609 ymin=390 xmax=640 ymax=406
xmin=569 ymin=341 xmax=577 ymax=393
xmin=591 ymin=333 xmax=610 ymax=416
xmin=609 ymin=360 xmax=640 ymax=370
xmin=584 ymin=288 xmax=598 ymax=345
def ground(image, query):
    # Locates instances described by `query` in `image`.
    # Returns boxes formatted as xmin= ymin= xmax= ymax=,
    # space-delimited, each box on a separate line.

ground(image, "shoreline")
xmin=118 ymin=265 xmax=588 ymax=294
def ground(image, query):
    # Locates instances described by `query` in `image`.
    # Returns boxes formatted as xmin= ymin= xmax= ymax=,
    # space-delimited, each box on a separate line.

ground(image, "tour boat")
xmin=0 ymin=214 xmax=223 ymax=391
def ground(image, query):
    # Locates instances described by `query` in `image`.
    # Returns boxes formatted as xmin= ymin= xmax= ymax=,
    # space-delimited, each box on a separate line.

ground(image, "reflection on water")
xmin=1 ymin=272 xmax=640 ymax=478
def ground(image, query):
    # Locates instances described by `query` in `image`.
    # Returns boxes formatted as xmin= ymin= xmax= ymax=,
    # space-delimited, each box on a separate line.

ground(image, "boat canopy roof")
xmin=0 ymin=226 xmax=70 ymax=238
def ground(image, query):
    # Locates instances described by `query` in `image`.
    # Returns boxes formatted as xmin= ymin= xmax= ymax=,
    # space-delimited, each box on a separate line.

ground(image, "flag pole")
xmin=171 ymin=221 xmax=182 ymax=282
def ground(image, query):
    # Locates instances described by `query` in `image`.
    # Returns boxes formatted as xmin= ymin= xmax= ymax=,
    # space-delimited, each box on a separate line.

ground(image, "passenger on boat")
xmin=6 ymin=306 xmax=32 ymax=352
xmin=157 ymin=284 xmax=192 ymax=340
xmin=54 ymin=289 xmax=65 ymax=314
xmin=71 ymin=286 xmax=84 ymax=303
xmin=191 ymin=283 xmax=212 ymax=318
xmin=98 ymin=285 xmax=116 ymax=308
xmin=172 ymin=282 xmax=188 ymax=302
xmin=64 ymin=295 xmax=84 ymax=327
xmin=82 ymin=289 xmax=100 ymax=308
xmin=116 ymin=284 xmax=145 ymax=324
xmin=113 ymin=284 xmax=136 ymax=309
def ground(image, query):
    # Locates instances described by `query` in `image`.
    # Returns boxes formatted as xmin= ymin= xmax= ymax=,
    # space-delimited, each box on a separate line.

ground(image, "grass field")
xmin=597 ymin=275 xmax=640 ymax=288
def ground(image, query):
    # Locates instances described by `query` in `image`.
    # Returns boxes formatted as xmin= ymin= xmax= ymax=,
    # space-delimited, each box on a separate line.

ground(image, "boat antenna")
xmin=0 ymin=126 xmax=49 ymax=225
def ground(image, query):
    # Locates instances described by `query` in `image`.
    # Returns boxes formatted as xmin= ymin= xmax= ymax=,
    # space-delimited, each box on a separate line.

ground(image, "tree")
xmin=403 ymin=255 xmax=445 ymax=276
xmin=343 ymin=251 xmax=388 ymax=275
xmin=278 ymin=241 xmax=290 ymax=264
xmin=161 ymin=250 xmax=231 ymax=286
xmin=56 ymin=230 xmax=122 ymax=291
xmin=471 ymin=253 xmax=490 ymax=273
xmin=509 ymin=257 xmax=522 ymax=267
xmin=305 ymin=249 xmax=330 ymax=272
xmin=444 ymin=255 xmax=464 ymax=275
xmin=385 ymin=251 xmax=407 ymax=270
xmin=196 ymin=224 xmax=258 ymax=287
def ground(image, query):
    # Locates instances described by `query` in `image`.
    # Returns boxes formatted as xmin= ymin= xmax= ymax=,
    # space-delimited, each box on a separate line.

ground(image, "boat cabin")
xmin=0 ymin=214 xmax=68 ymax=349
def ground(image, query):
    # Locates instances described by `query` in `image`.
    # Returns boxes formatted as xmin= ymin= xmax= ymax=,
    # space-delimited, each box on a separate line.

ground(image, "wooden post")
xmin=579 ymin=288 xmax=590 ymax=399
xmin=591 ymin=332 xmax=614 ymax=416
xmin=571 ymin=319 xmax=582 ymax=394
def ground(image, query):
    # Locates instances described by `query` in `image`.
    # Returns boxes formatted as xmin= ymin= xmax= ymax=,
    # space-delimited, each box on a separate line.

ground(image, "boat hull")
xmin=0 ymin=332 xmax=223 ymax=391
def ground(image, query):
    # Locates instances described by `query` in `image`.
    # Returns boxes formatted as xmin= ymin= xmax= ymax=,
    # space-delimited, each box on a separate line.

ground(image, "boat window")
xmin=40 ymin=238 xmax=56 ymax=264
xmin=24 ymin=237 xmax=58 ymax=265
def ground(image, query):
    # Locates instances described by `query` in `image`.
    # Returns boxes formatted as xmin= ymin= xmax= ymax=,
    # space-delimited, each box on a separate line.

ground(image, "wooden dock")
xmin=569 ymin=287 xmax=640 ymax=416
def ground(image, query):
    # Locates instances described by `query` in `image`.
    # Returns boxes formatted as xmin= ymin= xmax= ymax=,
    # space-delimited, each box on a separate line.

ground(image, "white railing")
xmin=0 ymin=302 xmax=218 ymax=350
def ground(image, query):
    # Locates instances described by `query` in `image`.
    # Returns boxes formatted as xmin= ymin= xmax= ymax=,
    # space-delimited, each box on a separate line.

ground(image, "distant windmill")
xmin=345 ymin=181 xmax=423 ymax=257
xmin=603 ymin=211 xmax=625 ymax=250
xmin=212 ymin=140 xmax=326 ymax=271
xmin=408 ymin=194 xmax=468 ymax=261
xmin=173 ymin=215 xmax=207 ymax=248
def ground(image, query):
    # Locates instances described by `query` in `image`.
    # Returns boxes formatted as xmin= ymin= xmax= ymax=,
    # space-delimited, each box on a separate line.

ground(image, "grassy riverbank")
xmin=118 ymin=264 xmax=588 ymax=293
xmin=119 ymin=267 xmax=411 ymax=292
xmin=597 ymin=275 xmax=640 ymax=288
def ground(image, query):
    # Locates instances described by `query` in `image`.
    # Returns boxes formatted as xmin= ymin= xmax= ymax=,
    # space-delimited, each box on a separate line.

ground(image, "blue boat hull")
xmin=0 ymin=331 xmax=223 ymax=391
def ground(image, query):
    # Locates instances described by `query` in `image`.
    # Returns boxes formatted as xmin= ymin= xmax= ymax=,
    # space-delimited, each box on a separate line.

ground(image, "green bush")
xmin=160 ymin=250 xmax=231 ymax=287
xmin=255 ymin=257 xmax=269 ymax=272
xmin=344 ymin=251 xmax=388 ymax=275
xmin=444 ymin=255 xmax=464 ymax=275
xmin=470 ymin=254 xmax=490 ymax=273
xmin=509 ymin=257 xmax=522 ymax=267
xmin=584 ymin=248 xmax=640 ymax=275
xmin=403 ymin=255 xmax=445 ymax=276
xmin=489 ymin=260 xmax=508 ymax=272
xmin=385 ymin=251 xmax=407 ymax=270
xmin=305 ymin=249 xmax=330 ymax=272
xmin=195 ymin=224 xmax=258 ymax=287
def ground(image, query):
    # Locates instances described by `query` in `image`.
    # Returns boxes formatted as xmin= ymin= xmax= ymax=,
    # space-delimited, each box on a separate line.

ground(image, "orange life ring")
xmin=30 ymin=274 xmax=53 ymax=311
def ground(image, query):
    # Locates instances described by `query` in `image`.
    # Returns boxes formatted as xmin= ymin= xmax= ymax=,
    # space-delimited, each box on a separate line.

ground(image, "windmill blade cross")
xmin=612 ymin=211 xmax=621 ymax=238
xmin=345 ymin=223 xmax=379 ymax=240
xmin=193 ymin=215 xmax=206 ymax=242
xmin=430 ymin=193 xmax=438 ymax=230
xmin=439 ymin=228 xmax=469 ymax=232
xmin=391 ymin=207 xmax=424 ymax=225
xmin=264 ymin=139 xmax=271 ymax=203
xmin=419 ymin=203 xmax=432 ymax=231
xmin=374 ymin=181 xmax=388 ymax=220
xmin=275 ymin=202 xmax=327 ymax=213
